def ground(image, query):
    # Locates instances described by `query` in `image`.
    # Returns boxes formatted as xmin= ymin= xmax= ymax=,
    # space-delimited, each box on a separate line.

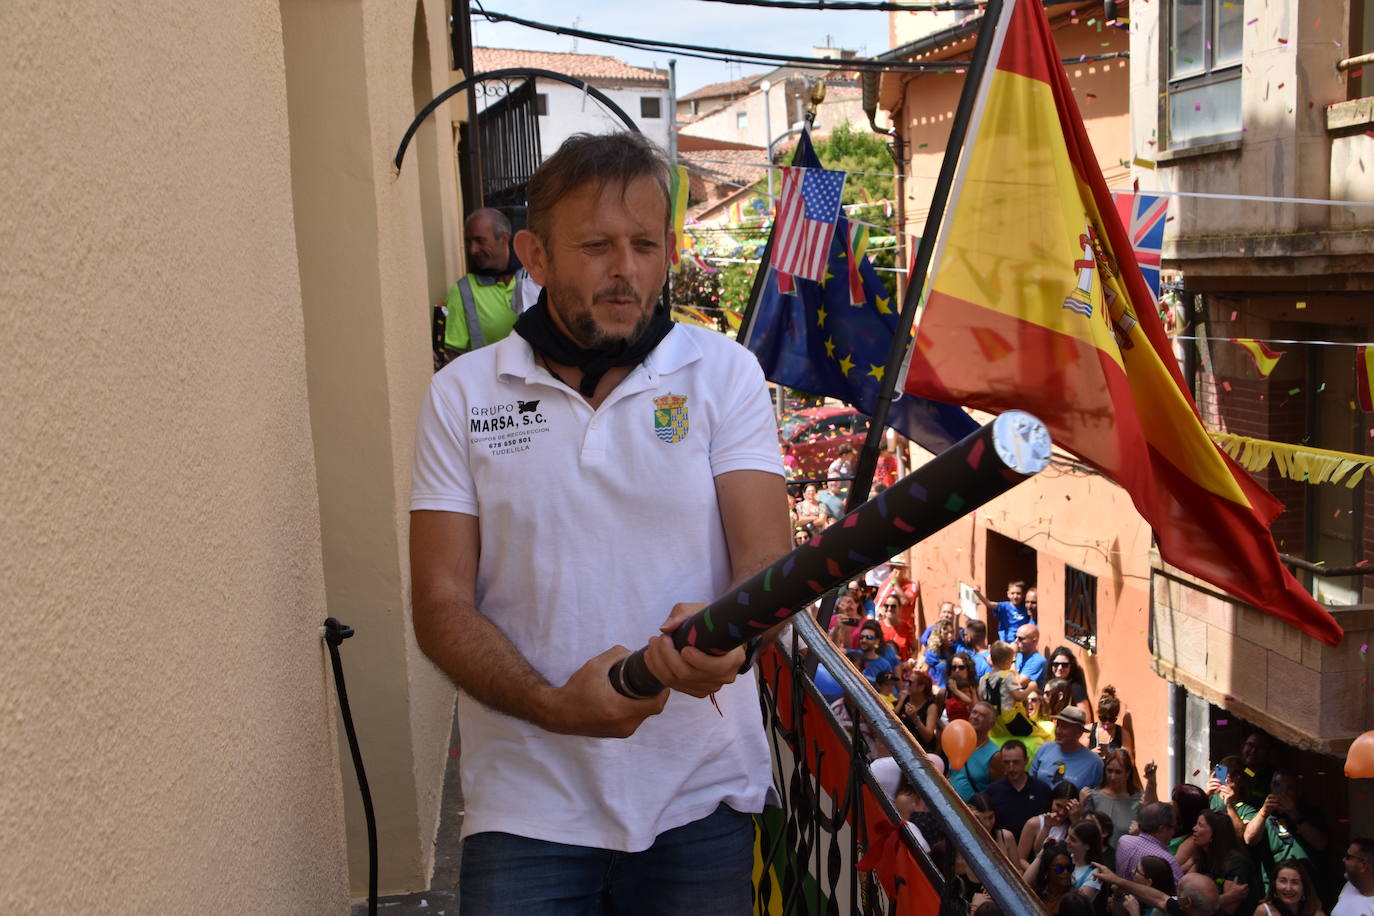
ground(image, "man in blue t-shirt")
xmin=1030 ymin=708 xmax=1103 ymax=789
xmin=974 ymin=580 xmax=1033 ymax=644
xmin=1013 ymin=624 xmax=1048 ymax=686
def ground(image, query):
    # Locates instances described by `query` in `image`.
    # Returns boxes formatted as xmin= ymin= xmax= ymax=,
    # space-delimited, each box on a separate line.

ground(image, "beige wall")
xmin=889 ymin=9 xmax=975 ymax=49
xmin=1131 ymin=0 xmax=1374 ymax=250
xmin=2 ymin=0 xmax=462 ymax=910
xmin=281 ymin=0 xmax=460 ymax=898
xmin=681 ymin=84 xmax=796 ymax=149
xmin=0 ymin=3 xmax=348 ymax=913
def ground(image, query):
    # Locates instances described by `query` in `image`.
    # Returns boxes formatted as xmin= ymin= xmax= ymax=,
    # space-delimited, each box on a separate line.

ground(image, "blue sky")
xmin=469 ymin=0 xmax=892 ymax=95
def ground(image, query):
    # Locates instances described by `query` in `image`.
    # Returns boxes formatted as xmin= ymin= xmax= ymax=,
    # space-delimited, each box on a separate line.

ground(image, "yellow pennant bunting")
xmin=1211 ymin=431 xmax=1374 ymax=488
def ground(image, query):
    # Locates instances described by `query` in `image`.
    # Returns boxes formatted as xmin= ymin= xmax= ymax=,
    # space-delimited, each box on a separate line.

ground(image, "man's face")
xmin=939 ymin=602 xmax=955 ymax=623
xmin=1342 ymin=844 xmax=1372 ymax=882
xmin=1024 ymin=589 xmax=1038 ymax=615
xmin=465 ymin=214 xmax=510 ymax=273
xmin=1055 ymin=718 xmax=1084 ymax=748
xmin=521 ymin=175 xmax=671 ymax=348
xmin=1001 ymin=746 xmax=1027 ymax=779
xmin=879 ymin=598 xmax=900 ymax=624
xmin=1242 ymin=733 xmax=1270 ymax=768
xmin=826 ymin=479 xmax=843 ymax=495
xmin=1007 ymin=584 xmax=1024 ymax=605
xmin=1015 ymin=626 xmax=1039 ymax=654
xmin=858 ymin=627 xmax=881 ymax=652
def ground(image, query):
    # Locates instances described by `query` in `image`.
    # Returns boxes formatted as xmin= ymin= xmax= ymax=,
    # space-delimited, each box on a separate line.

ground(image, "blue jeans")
xmin=458 ymin=803 xmax=755 ymax=915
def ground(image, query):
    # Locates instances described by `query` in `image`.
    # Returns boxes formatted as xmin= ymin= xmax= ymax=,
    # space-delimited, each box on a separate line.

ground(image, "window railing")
xmin=1340 ymin=51 xmax=1374 ymax=100
xmin=1064 ymin=565 xmax=1098 ymax=653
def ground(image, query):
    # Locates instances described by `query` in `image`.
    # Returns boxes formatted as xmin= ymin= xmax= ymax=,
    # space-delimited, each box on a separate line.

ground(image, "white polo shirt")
xmin=410 ymin=324 xmax=784 ymax=852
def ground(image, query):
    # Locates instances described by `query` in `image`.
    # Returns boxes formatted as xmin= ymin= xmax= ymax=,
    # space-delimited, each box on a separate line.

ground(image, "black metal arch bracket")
xmin=393 ymin=68 xmax=643 ymax=175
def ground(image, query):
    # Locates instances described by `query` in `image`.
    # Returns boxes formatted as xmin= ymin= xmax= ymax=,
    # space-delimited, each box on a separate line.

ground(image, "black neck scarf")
xmin=469 ymin=248 xmax=523 ymax=279
xmin=514 ymin=290 xmax=673 ymax=397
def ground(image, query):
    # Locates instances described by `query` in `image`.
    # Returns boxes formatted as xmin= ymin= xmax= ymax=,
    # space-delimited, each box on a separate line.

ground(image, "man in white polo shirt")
xmin=409 ymin=131 xmax=790 ymax=915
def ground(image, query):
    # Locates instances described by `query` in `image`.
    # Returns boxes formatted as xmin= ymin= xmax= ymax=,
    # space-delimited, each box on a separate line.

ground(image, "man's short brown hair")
xmin=525 ymin=132 xmax=671 ymax=244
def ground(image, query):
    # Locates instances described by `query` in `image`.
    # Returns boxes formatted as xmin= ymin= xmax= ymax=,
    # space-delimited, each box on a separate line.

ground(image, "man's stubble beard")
xmin=546 ymin=277 xmax=657 ymax=350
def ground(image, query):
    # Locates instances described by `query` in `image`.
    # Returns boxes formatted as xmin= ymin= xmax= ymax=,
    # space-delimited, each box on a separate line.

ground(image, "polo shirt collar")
xmin=493 ymin=322 xmax=701 ymax=388
xmin=469 ymin=272 xmax=512 ymax=288
xmin=643 ymin=325 xmax=701 ymax=377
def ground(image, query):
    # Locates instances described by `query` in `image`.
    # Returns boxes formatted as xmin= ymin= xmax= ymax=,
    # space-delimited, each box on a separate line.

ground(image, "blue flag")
xmin=742 ymin=135 xmax=977 ymax=455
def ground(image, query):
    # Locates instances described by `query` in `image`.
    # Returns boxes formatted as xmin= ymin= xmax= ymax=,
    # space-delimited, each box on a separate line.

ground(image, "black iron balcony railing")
xmin=754 ymin=612 xmax=1046 ymax=915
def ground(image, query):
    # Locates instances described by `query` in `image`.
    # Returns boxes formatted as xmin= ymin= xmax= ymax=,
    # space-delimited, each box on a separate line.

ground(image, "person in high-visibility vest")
xmin=439 ymin=208 xmax=539 ymax=360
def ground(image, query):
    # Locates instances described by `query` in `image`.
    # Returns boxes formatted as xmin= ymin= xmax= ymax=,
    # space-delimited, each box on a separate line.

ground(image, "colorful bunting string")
xmin=1231 ymin=338 xmax=1285 ymax=378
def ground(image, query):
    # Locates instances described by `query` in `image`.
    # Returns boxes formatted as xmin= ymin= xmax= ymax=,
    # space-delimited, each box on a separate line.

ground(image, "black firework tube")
xmin=609 ymin=410 xmax=1053 ymax=699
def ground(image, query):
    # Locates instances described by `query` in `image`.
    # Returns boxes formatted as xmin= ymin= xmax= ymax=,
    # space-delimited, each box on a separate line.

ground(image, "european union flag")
xmin=741 ymin=134 xmax=977 ymax=455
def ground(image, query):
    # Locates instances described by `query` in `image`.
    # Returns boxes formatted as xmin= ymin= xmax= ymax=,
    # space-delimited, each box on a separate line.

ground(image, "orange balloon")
xmin=1345 ymin=730 xmax=1374 ymax=778
xmin=942 ymin=718 xmax=977 ymax=771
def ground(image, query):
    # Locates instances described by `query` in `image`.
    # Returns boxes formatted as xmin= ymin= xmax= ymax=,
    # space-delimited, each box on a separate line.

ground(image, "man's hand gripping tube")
xmin=608 ymin=411 xmax=1053 ymax=699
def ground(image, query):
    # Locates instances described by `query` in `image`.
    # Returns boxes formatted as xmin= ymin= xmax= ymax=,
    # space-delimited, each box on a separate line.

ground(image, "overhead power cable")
xmin=692 ymin=0 xmax=991 ymax=9
xmin=475 ymin=6 xmax=1126 ymax=75
xmin=475 ymin=6 xmax=973 ymax=72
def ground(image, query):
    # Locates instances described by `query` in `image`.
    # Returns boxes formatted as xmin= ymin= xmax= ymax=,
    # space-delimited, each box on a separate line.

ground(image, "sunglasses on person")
xmin=1050 ymin=864 xmax=1073 ymax=874
xmin=883 ymin=601 xmax=900 ymax=608
xmin=1051 ymin=661 xmax=1071 ymax=669
xmin=949 ymin=663 xmax=968 ymax=670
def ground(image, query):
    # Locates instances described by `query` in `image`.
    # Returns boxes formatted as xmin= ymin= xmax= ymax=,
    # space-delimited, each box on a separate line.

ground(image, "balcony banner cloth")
xmin=741 ymin=133 xmax=978 ymax=458
xmin=902 ymin=0 xmax=1343 ymax=645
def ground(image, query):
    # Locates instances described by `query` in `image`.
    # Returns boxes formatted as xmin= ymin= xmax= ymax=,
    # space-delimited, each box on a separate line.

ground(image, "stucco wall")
xmin=681 ymin=84 xmax=796 ymax=150
xmin=281 ymin=0 xmax=460 ymax=896
xmin=1130 ymin=0 xmax=1363 ymax=242
xmin=1 ymin=3 xmax=348 ymax=913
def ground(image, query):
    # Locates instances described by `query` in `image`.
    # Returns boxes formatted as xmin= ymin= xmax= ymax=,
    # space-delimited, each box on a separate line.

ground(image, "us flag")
xmin=772 ymin=166 xmax=846 ymax=282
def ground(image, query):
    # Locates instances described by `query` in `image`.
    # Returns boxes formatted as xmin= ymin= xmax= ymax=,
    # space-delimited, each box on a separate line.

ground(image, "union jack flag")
xmin=773 ymin=166 xmax=846 ymax=282
xmin=1112 ymin=192 xmax=1168 ymax=303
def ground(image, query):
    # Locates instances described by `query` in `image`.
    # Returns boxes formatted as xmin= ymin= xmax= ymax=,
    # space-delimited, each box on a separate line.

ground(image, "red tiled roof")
xmin=679 ymin=148 xmax=770 ymax=214
xmin=675 ymin=134 xmax=766 ymax=153
xmin=679 ymin=73 xmax=767 ymax=101
xmin=473 ymin=47 xmax=667 ymax=85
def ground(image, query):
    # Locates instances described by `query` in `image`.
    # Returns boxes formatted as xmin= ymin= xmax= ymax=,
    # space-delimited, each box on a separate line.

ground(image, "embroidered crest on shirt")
xmin=653 ymin=394 xmax=689 ymax=444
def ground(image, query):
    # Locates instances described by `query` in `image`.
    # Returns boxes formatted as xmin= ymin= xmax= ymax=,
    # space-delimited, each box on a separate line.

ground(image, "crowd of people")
xmin=804 ymin=569 xmax=1373 ymax=916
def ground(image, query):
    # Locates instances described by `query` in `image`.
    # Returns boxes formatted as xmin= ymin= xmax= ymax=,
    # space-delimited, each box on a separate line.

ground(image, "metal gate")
xmin=477 ymin=78 xmax=541 ymax=210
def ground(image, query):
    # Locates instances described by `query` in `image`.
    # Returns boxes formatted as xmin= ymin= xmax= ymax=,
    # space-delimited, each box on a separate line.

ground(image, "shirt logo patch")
xmin=469 ymin=399 xmax=550 ymax=455
xmin=653 ymin=394 xmax=689 ymax=444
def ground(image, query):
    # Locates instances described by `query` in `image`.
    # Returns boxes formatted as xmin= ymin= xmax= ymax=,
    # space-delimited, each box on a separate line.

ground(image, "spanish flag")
xmin=1232 ymin=338 xmax=1284 ymax=378
xmin=1357 ymin=346 xmax=1374 ymax=412
xmin=903 ymin=0 xmax=1342 ymax=645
